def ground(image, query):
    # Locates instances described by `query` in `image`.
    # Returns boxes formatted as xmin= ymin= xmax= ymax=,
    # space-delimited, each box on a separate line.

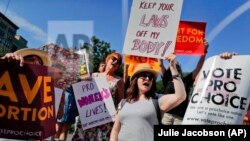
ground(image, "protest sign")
xmin=72 ymin=74 xmax=116 ymax=130
xmin=0 ymin=60 xmax=55 ymax=140
xmin=183 ymin=56 xmax=250 ymax=125
xmin=54 ymin=87 xmax=63 ymax=117
xmin=123 ymin=0 xmax=183 ymax=59
xmin=175 ymin=21 xmax=207 ymax=55
xmin=124 ymin=55 xmax=160 ymax=76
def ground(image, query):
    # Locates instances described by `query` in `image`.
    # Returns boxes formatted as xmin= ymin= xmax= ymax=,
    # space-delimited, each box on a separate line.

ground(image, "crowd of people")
xmin=0 ymin=41 xmax=248 ymax=141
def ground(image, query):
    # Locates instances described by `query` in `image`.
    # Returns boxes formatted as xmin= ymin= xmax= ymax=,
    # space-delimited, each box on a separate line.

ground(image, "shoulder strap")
xmin=153 ymin=95 xmax=162 ymax=125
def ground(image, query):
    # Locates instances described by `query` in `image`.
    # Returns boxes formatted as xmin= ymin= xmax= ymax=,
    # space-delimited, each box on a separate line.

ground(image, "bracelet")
xmin=172 ymin=74 xmax=181 ymax=79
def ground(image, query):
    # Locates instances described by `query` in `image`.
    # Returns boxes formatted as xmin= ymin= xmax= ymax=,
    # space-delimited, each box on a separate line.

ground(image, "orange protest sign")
xmin=125 ymin=55 xmax=160 ymax=76
xmin=175 ymin=21 xmax=207 ymax=55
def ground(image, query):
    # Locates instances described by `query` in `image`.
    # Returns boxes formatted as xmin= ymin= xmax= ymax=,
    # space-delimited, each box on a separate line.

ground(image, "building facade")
xmin=12 ymin=35 xmax=28 ymax=51
xmin=0 ymin=12 xmax=19 ymax=56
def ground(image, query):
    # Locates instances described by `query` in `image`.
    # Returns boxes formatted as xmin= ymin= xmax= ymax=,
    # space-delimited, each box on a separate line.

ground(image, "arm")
xmin=117 ymin=79 xmax=125 ymax=102
xmin=159 ymin=54 xmax=187 ymax=112
xmin=159 ymin=59 xmax=165 ymax=77
xmin=123 ymin=64 xmax=129 ymax=84
xmin=110 ymin=114 xmax=121 ymax=141
xmin=159 ymin=59 xmax=172 ymax=87
xmin=219 ymin=52 xmax=239 ymax=59
xmin=192 ymin=39 xmax=209 ymax=81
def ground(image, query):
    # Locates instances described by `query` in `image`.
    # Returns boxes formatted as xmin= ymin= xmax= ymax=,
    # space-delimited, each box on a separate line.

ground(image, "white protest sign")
xmin=123 ymin=0 xmax=183 ymax=59
xmin=183 ymin=55 xmax=250 ymax=125
xmin=54 ymin=87 xmax=63 ymax=116
xmin=72 ymin=74 xmax=116 ymax=130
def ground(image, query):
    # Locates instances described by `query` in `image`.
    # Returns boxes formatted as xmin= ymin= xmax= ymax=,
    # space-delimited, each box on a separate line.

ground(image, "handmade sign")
xmin=72 ymin=74 xmax=116 ymax=130
xmin=123 ymin=0 xmax=183 ymax=59
xmin=0 ymin=60 xmax=55 ymax=140
xmin=175 ymin=21 xmax=207 ymax=55
xmin=183 ymin=56 xmax=250 ymax=125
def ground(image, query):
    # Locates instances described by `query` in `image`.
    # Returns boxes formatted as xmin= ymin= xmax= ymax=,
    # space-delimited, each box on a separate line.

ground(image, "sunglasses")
xmin=138 ymin=72 xmax=154 ymax=81
xmin=111 ymin=56 xmax=121 ymax=64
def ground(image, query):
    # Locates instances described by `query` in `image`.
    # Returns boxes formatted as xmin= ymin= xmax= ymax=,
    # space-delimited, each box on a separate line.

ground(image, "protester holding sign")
xmin=41 ymin=44 xmax=81 ymax=141
xmin=1 ymin=46 xmax=81 ymax=141
xmin=0 ymin=48 xmax=56 ymax=140
xmin=72 ymin=52 xmax=124 ymax=141
xmin=110 ymin=54 xmax=186 ymax=141
xmin=123 ymin=55 xmax=161 ymax=94
xmin=159 ymin=39 xmax=209 ymax=125
xmin=182 ymin=52 xmax=250 ymax=125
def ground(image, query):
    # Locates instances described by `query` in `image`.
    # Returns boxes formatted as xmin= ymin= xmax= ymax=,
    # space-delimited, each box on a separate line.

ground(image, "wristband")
xmin=172 ymin=74 xmax=181 ymax=79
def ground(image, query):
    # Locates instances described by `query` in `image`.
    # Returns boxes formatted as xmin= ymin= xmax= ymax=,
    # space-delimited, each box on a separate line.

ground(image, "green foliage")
xmin=156 ymin=80 xmax=165 ymax=94
xmin=81 ymin=36 xmax=123 ymax=76
xmin=0 ymin=47 xmax=7 ymax=57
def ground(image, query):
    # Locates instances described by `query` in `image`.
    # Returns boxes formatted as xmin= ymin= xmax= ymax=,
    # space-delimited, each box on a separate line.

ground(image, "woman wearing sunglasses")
xmin=110 ymin=53 xmax=186 ymax=141
xmin=72 ymin=52 xmax=124 ymax=141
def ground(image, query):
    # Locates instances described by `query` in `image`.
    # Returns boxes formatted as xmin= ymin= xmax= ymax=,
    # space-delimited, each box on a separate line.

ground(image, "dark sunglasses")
xmin=111 ymin=56 xmax=121 ymax=64
xmin=138 ymin=72 xmax=154 ymax=81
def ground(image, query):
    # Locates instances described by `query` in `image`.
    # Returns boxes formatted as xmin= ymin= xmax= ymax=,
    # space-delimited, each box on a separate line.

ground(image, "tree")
xmin=81 ymin=36 xmax=123 ymax=76
xmin=0 ymin=46 xmax=9 ymax=57
xmin=156 ymin=80 xmax=165 ymax=94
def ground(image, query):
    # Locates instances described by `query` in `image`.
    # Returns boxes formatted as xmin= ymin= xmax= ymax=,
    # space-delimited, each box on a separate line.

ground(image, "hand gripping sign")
xmin=182 ymin=55 xmax=250 ymax=125
xmin=0 ymin=60 xmax=55 ymax=140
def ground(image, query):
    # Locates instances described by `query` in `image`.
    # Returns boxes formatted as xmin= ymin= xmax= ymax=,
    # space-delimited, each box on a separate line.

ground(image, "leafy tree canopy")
xmin=81 ymin=36 xmax=123 ymax=77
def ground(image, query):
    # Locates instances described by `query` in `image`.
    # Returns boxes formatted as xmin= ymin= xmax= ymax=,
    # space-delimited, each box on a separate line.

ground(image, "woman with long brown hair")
xmin=110 ymin=54 xmax=186 ymax=141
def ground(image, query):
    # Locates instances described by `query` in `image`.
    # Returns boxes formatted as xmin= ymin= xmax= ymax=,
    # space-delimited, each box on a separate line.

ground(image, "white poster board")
xmin=183 ymin=55 xmax=250 ymax=125
xmin=123 ymin=0 xmax=183 ymax=59
xmin=54 ymin=87 xmax=63 ymax=116
xmin=72 ymin=74 xmax=116 ymax=130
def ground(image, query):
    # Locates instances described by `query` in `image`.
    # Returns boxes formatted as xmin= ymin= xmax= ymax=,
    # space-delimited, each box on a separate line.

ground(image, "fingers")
xmin=1 ymin=53 xmax=24 ymax=66
xmin=19 ymin=54 xmax=24 ymax=66
xmin=219 ymin=52 xmax=239 ymax=59
xmin=165 ymin=53 xmax=177 ymax=66
xmin=166 ymin=53 xmax=176 ymax=61
xmin=80 ymin=75 xmax=93 ymax=81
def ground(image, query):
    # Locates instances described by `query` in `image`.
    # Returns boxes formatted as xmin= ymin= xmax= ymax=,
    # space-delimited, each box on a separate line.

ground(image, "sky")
xmin=0 ymin=0 xmax=250 ymax=72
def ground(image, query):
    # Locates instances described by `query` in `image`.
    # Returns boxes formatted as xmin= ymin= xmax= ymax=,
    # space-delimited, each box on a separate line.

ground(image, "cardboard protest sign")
xmin=72 ymin=74 xmax=116 ymax=130
xmin=75 ymin=49 xmax=90 ymax=76
xmin=175 ymin=21 xmax=207 ymax=55
xmin=123 ymin=0 xmax=183 ymax=59
xmin=125 ymin=55 xmax=160 ymax=76
xmin=0 ymin=60 xmax=55 ymax=140
xmin=182 ymin=56 xmax=250 ymax=125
